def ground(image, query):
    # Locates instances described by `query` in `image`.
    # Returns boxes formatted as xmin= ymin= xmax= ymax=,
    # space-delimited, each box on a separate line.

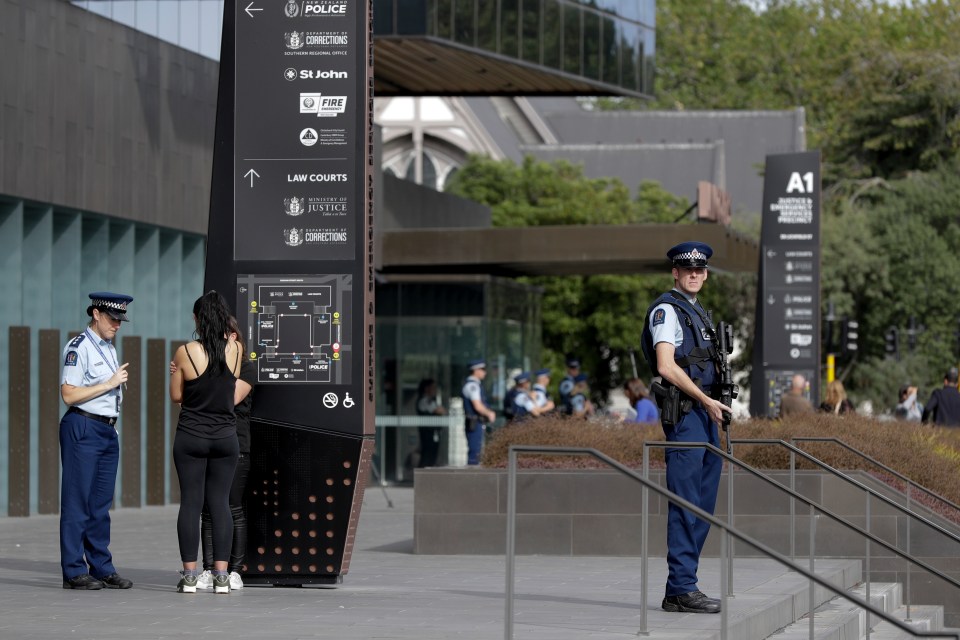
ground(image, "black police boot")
xmin=97 ymin=573 xmax=133 ymax=589
xmin=63 ymin=574 xmax=104 ymax=590
xmin=661 ymin=591 xmax=721 ymax=613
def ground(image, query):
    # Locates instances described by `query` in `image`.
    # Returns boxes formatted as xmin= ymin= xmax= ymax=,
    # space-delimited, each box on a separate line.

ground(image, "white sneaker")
xmin=196 ymin=570 xmax=213 ymax=590
xmin=228 ymin=571 xmax=244 ymax=590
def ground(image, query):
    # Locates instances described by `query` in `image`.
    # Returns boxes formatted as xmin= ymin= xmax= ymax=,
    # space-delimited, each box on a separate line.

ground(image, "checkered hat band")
xmin=673 ymin=251 xmax=706 ymax=262
xmin=92 ymin=299 xmax=127 ymax=311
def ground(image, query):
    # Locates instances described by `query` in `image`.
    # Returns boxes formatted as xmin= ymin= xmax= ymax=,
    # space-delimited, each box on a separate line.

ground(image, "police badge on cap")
xmin=667 ymin=242 xmax=713 ymax=268
xmin=87 ymin=292 xmax=133 ymax=322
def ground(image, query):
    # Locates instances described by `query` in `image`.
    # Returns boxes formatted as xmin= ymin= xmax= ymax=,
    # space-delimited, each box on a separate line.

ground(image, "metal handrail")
xmin=792 ymin=436 xmax=960 ymax=517
xmin=644 ymin=440 xmax=960 ymax=638
xmin=732 ymin=438 xmax=960 ymax=548
xmin=505 ymin=444 xmax=960 ymax=640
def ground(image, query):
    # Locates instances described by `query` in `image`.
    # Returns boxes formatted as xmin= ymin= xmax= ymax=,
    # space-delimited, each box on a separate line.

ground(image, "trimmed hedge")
xmin=482 ymin=413 xmax=960 ymax=523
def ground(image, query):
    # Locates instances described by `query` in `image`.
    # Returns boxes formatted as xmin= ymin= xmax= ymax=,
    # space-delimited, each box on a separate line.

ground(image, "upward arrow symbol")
xmin=244 ymin=169 xmax=260 ymax=187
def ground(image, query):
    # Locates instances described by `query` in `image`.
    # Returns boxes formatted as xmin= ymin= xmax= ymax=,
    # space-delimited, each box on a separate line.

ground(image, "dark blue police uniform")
xmin=641 ymin=242 xmax=723 ymax=613
xmin=461 ymin=359 xmax=492 ymax=465
xmin=558 ymin=357 xmax=580 ymax=415
xmin=59 ymin=292 xmax=134 ymax=590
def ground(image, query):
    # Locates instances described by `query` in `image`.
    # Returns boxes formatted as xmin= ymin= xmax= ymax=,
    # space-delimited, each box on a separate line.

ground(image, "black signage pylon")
xmin=750 ymin=151 xmax=822 ymax=417
xmin=204 ymin=0 xmax=374 ymax=586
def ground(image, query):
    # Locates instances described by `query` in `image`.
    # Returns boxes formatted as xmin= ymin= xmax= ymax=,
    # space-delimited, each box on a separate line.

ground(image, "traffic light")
xmin=841 ymin=317 xmax=858 ymax=356
xmin=884 ymin=326 xmax=900 ymax=360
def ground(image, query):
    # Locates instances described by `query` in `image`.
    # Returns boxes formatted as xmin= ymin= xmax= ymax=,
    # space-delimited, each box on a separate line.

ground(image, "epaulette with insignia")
xmin=69 ymin=333 xmax=86 ymax=348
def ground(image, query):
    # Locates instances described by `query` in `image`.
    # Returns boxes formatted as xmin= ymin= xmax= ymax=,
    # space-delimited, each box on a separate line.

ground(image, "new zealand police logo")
xmin=285 ymin=31 xmax=304 ymax=50
xmin=284 ymin=196 xmax=304 ymax=216
xmin=285 ymin=0 xmax=300 ymax=17
xmin=652 ymin=309 xmax=666 ymax=326
xmin=284 ymin=228 xmax=304 ymax=246
xmin=64 ymin=351 xmax=79 ymax=367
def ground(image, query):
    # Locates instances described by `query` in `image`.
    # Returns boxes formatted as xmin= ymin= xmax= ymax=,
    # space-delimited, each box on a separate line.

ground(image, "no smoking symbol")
xmin=323 ymin=393 xmax=338 ymax=408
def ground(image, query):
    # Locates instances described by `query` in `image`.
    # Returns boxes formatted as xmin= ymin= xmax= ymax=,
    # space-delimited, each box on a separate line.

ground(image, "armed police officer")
xmin=59 ymin=292 xmax=135 ymax=590
xmin=462 ymin=359 xmax=496 ymax=465
xmin=641 ymin=242 xmax=731 ymax=614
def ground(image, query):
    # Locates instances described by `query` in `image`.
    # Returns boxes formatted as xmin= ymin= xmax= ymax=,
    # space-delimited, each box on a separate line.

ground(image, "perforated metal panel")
xmin=244 ymin=421 xmax=372 ymax=586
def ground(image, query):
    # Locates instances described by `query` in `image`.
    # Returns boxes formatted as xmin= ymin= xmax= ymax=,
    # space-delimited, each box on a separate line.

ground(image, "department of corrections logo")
xmin=284 ymin=196 xmax=305 ymax=216
xmin=285 ymin=31 xmax=304 ymax=50
xmin=284 ymin=228 xmax=303 ymax=246
xmin=284 ymin=68 xmax=298 ymax=81
xmin=285 ymin=0 xmax=300 ymax=17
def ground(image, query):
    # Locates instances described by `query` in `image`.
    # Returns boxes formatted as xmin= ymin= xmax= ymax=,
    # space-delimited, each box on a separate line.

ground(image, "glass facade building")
xmin=374 ymin=0 xmax=656 ymax=96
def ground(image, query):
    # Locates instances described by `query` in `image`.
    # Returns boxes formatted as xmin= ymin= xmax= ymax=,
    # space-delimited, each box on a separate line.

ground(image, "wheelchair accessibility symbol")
xmin=342 ymin=393 xmax=355 ymax=409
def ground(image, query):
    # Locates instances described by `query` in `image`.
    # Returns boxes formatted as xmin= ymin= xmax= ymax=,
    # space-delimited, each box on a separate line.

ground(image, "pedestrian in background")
xmin=58 ymin=292 xmax=135 ymax=590
xmin=416 ymin=378 xmax=446 ymax=468
xmin=558 ymin=357 xmax=581 ymax=415
xmin=922 ymin=368 xmax=960 ymax=426
xmin=779 ymin=374 xmax=814 ymax=418
xmin=819 ymin=380 xmax=855 ymax=415
xmin=461 ymin=360 xmax=496 ymax=465
xmin=894 ymin=384 xmax=922 ymax=422
xmin=624 ymin=378 xmax=659 ymax=423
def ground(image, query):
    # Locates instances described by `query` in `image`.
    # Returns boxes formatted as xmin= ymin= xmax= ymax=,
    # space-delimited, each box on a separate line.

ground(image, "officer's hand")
xmin=110 ymin=363 xmax=130 ymax=388
xmin=705 ymin=397 xmax=730 ymax=426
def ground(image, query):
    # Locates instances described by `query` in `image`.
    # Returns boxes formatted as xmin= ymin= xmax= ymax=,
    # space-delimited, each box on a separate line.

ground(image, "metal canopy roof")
xmin=380 ymin=224 xmax=758 ymax=277
xmin=373 ymin=38 xmax=650 ymax=98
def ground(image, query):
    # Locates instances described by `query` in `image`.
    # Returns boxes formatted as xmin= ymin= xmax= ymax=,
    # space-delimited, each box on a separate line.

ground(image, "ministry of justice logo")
xmin=285 ymin=31 xmax=304 ymax=50
xmin=284 ymin=228 xmax=303 ymax=246
xmin=285 ymin=0 xmax=300 ymax=17
xmin=284 ymin=197 xmax=305 ymax=216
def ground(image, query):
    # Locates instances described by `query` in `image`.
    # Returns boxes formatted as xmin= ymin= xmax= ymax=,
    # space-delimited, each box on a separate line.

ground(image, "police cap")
xmin=574 ymin=373 xmax=588 ymax=383
xmin=667 ymin=241 xmax=713 ymax=268
xmin=534 ymin=368 xmax=551 ymax=378
xmin=467 ymin=359 xmax=486 ymax=371
xmin=87 ymin=291 xmax=133 ymax=322
xmin=565 ymin=357 xmax=581 ymax=369
xmin=514 ymin=371 xmax=531 ymax=384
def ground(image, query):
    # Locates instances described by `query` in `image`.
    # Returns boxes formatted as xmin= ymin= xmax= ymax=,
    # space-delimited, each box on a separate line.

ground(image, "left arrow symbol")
xmin=245 ymin=2 xmax=262 ymax=17
xmin=245 ymin=169 xmax=260 ymax=187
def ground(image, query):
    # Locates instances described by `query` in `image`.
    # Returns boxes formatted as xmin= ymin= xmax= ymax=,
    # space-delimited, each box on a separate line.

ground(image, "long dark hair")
xmin=228 ymin=315 xmax=245 ymax=353
xmin=192 ymin=290 xmax=232 ymax=376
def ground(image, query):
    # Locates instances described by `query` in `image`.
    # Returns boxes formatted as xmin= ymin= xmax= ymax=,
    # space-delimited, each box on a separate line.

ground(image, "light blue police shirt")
xmin=532 ymin=384 xmax=549 ymax=408
xmin=61 ymin=329 xmax=122 ymax=417
xmin=649 ymin=289 xmax=696 ymax=350
xmin=514 ymin=390 xmax=536 ymax=413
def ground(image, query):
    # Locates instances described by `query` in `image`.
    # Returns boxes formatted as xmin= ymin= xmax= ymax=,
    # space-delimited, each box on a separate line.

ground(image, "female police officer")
xmin=641 ymin=242 xmax=730 ymax=614
xmin=59 ymin=292 xmax=134 ymax=590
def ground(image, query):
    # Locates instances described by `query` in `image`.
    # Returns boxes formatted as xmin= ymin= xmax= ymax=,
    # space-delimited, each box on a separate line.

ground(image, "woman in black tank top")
xmin=169 ymin=291 xmax=241 ymax=594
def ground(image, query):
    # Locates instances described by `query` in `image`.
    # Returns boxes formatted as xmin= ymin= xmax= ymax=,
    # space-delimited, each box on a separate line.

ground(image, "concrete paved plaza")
xmin=0 ymin=485 xmax=826 ymax=639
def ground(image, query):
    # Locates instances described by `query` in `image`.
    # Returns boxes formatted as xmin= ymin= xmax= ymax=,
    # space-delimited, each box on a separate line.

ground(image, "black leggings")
xmin=173 ymin=431 xmax=239 ymax=563
xmin=201 ymin=453 xmax=250 ymax=573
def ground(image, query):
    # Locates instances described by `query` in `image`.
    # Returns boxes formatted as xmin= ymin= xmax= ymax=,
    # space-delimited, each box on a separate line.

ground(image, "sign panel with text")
xmin=750 ymin=151 xmax=821 ymax=417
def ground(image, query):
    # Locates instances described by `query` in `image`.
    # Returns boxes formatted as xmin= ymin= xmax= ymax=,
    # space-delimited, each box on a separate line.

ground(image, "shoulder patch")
xmin=68 ymin=333 xmax=86 ymax=348
xmin=64 ymin=351 xmax=79 ymax=367
xmin=652 ymin=309 xmax=666 ymax=326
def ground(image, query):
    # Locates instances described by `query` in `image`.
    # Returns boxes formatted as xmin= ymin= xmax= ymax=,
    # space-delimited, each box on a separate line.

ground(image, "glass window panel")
xmin=435 ymin=0 xmax=452 ymax=39
xmin=500 ymin=0 xmax=519 ymax=57
xmin=198 ymin=0 xmax=223 ymax=59
xmin=601 ymin=14 xmax=619 ymax=86
xmin=542 ymin=0 xmax=562 ymax=70
xmin=520 ymin=0 xmax=541 ymax=63
xmin=111 ymin=1 xmax=137 ymax=28
xmin=453 ymin=0 xmax=476 ymax=47
xmin=476 ymin=1 xmax=497 ymax=52
xmin=563 ymin=3 xmax=581 ymax=76
xmin=422 ymin=154 xmax=438 ymax=190
xmin=373 ymin=0 xmax=395 ymax=34
xmin=135 ymin=1 xmax=159 ymax=38
xmin=618 ymin=24 xmax=641 ymax=92
xmin=157 ymin=2 xmax=180 ymax=45
xmin=398 ymin=0 xmax=428 ymax=34
xmin=179 ymin=0 xmax=200 ymax=53
xmin=583 ymin=9 xmax=600 ymax=80
xmin=87 ymin=1 xmax=112 ymax=19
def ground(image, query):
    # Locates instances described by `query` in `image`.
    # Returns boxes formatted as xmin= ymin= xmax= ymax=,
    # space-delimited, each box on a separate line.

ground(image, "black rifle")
xmin=715 ymin=321 xmax=739 ymax=454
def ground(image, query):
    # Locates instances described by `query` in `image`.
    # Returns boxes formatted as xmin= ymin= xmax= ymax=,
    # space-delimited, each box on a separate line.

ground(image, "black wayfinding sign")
xmin=204 ymin=0 xmax=373 ymax=586
xmin=750 ymin=151 xmax=821 ymax=417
